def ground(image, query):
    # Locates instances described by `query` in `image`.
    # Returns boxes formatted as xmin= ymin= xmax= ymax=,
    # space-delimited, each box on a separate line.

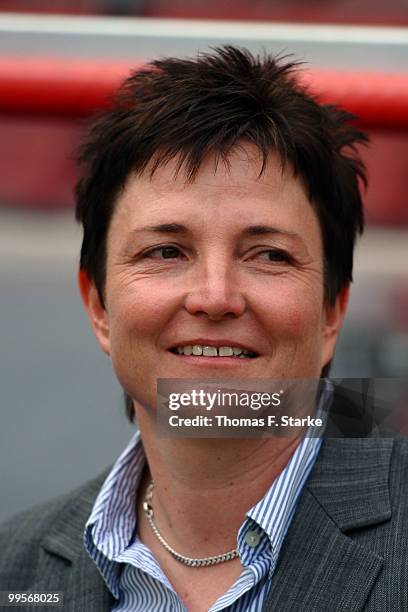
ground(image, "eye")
xmin=144 ymin=245 xmax=184 ymax=260
xmin=256 ymin=249 xmax=292 ymax=263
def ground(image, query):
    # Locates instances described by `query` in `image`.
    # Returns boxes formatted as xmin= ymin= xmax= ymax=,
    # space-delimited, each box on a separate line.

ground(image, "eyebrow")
xmin=130 ymin=223 xmax=301 ymax=240
xmin=242 ymin=225 xmax=300 ymax=239
xmin=131 ymin=223 xmax=189 ymax=234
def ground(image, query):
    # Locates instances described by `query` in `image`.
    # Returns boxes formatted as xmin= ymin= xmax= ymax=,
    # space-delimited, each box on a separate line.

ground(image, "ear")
xmin=78 ymin=269 xmax=111 ymax=356
xmin=321 ymin=285 xmax=350 ymax=369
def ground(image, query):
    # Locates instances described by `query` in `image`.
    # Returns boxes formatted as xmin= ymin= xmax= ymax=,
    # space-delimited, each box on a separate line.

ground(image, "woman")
xmin=1 ymin=46 xmax=407 ymax=612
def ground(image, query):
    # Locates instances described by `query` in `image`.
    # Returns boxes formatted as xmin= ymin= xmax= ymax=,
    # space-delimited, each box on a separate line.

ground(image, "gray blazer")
xmin=1 ymin=435 xmax=407 ymax=610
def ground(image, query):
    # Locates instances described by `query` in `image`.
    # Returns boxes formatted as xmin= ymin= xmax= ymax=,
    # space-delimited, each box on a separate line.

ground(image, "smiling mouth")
xmin=169 ymin=345 xmax=258 ymax=359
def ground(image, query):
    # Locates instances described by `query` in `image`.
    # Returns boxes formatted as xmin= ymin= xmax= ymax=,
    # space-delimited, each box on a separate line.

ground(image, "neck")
xmin=136 ymin=406 xmax=301 ymax=557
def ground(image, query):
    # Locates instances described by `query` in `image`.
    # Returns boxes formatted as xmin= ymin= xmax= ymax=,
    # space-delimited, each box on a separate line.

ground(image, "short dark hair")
xmin=75 ymin=46 xmax=368 ymax=418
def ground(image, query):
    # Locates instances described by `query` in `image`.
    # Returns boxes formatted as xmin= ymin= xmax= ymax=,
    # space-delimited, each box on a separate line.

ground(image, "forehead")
xmin=107 ymin=144 xmax=321 ymax=249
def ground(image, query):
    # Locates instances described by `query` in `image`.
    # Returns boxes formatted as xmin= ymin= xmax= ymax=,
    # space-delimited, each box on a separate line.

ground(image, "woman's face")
xmin=82 ymin=145 xmax=347 ymax=412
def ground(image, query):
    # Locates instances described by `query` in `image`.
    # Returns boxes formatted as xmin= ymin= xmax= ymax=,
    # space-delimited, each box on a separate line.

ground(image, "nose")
xmin=184 ymin=257 xmax=246 ymax=320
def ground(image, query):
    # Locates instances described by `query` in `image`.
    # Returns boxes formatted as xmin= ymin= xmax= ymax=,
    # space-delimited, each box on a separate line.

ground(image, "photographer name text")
xmin=167 ymin=415 xmax=323 ymax=428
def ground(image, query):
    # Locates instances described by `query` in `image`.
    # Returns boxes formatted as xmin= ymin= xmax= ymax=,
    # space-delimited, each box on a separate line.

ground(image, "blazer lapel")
xmin=30 ymin=551 xmax=113 ymax=612
xmin=263 ymin=437 xmax=393 ymax=612
xmin=60 ymin=550 xmax=114 ymax=612
xmin=33 ymin=470 xmax=114 ymax=612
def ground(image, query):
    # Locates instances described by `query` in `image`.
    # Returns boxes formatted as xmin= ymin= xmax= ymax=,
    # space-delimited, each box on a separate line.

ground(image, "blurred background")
xmin=0 ymin=1 xmax=407 ymax=522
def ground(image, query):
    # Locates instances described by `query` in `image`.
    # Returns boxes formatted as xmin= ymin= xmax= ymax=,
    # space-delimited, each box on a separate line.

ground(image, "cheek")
xmin=256 ymin=283 xmax=324 ymax=338
xmin=107 ymin=280 xmax=179 ymax=352
xmin=105 ymin=292 xmax=160 ymax=402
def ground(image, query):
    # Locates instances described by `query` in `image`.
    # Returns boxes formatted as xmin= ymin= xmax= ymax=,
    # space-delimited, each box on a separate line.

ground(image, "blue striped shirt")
xmin=85 ymin=385 xmax=331 ymax=611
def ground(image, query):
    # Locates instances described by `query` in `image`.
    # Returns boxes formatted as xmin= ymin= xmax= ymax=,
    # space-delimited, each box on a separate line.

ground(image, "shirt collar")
xmin=85 ymin=430 xmax=145 ymax=560
xmin=241 ymin=380 xmax=332 ymax=562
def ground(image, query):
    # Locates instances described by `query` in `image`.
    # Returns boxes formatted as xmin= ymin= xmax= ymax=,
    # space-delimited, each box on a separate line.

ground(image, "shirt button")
xmin=245 ymin=530 xmax=260 ymax=547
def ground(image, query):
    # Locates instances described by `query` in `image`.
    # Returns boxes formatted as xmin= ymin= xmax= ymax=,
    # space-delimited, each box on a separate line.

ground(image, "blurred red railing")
xmin=1 ymin=56 xmax=408 ymax=129
xmin=0 ymin=55 xmax=407 ymax=220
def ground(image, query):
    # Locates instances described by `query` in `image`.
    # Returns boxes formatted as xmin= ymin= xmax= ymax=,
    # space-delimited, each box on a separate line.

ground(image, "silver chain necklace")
xmin=142 ymin=481 xmax=239 ymax=567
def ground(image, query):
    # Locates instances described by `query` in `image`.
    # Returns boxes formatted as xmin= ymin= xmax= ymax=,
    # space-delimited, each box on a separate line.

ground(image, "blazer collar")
xmin=310 ymin=382 xmax=392 ymax=531
xmin=30 ymin=470 xmax=114 ymax=611
xmin=306 ymin=436 xmax=392 ymax=531
xmin=41 ymin=470 xmax=110 ymax=563
xmin=263 ymin=436 xmax=393 ymax=612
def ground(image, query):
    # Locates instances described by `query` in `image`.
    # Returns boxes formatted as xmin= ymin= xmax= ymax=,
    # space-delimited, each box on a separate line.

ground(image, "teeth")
xmin=173 ymin=345 xmax=256 ymax=358
xmin=203 ymin=346 xmax=218 ymax=356
xmin=219 ymin=346 xmax=233 ymax=357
